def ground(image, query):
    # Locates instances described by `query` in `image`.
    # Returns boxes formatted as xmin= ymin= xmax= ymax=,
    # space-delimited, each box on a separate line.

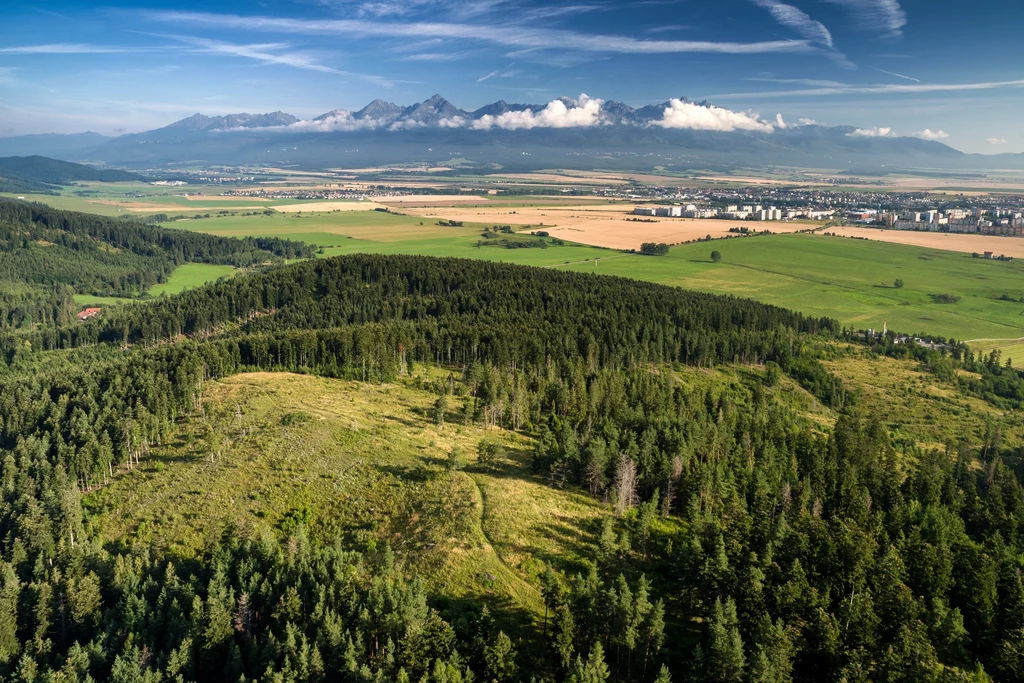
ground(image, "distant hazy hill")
xmin=0 ymin=132 xmax=110 ymax=159
xmin=158 ymin=111 xmax=299 ymax=133
xmin=0 ymin=155 xmax=142 ymax=193
xmin=4 ymin=95 xmax=1023 ymax=172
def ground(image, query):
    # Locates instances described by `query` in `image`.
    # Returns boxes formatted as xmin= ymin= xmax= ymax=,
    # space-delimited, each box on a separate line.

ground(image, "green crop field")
xmin=563 ymin=234 xmax=1024 ymax=343
xmin=72 ymin=263 xmax=238 ymax=307
xmin=147 ymin=262 xmax=237 ymax=296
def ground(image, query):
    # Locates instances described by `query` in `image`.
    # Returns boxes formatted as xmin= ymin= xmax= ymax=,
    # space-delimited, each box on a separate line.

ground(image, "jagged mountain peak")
xmin=354 ymin=99 xmax=403 ymax=120
xmin=160 ymin=111 xmax=298 ymax=132
xmin=402 ymin=95 xmax=466 ymax=122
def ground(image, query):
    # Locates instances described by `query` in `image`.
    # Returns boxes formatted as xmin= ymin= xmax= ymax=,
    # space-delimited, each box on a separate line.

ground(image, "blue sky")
xmin=1 ymin=0 xmax=1022 ymax=153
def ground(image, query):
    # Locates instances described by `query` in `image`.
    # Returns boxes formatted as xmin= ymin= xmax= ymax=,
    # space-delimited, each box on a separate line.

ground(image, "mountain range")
xmin=1 ymin=95 xmax=1021 ymax=172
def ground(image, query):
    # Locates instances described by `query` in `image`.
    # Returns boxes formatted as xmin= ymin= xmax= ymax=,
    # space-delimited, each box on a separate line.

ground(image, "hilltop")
xmin=0 ymin=155 xmax=141 ymax=193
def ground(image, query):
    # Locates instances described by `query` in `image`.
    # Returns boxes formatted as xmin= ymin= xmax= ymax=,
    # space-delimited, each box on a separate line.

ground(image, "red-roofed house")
xmin=77 ymin=308 xmax=101 ymax=321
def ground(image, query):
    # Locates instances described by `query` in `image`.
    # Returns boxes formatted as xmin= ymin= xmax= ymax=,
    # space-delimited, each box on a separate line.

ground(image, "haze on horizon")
xmin=1 ymin=0 xmax=1022 ymax=154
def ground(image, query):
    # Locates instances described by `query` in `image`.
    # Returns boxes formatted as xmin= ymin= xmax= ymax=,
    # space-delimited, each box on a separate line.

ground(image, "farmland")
xmin=163 ymin=207 xmax=1024 ymax=345
xmin=8 ymin=176 xmax=1024 ymax=350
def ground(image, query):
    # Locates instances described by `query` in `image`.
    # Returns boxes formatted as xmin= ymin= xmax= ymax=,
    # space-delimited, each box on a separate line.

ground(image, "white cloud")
xmin=711 ymin=78 xmax=1024 ymax=99
xmin=798 ymin=117 xmax=818 ymax=125
xmin=749 ymin=0 xmax=833 ymax=47
xmin=824 ymin=0 xmax=906 ymax=38
xmin=869 ymin=66 xmax=919 ymax=82
xmin=775 ymin=113 xmax=788 ymax=129
xmin=397 ymin=52 xmax=465 ymax=61
xmin=159 ymin=34 xmax=399 ymax=86
xmin=912 ymin=129 xmax=948 ymax=140
xmin=987 ymin=137 xmax=1008 ymax=145
xmin=279 ymin=111 xmax=385 ymax=132
xmin=848 ymin=126 xmax=894 ymax=137
xmin=0 ymin=43 xmax=143 ymax=54
xmin=146 ymin=11 xmax=817 ymax=56
xmin=652 ymin=99 xmax=775 ymax=132
xmin=471 ymin=94 xmax=604 ymax=130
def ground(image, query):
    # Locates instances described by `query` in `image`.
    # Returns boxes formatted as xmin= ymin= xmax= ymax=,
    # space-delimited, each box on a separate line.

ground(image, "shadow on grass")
xmin=376 ymin=462 xmax=441 ymax=483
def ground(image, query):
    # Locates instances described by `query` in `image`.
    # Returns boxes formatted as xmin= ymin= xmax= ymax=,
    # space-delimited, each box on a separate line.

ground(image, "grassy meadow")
xmin=84 ymin=371 xmax=608 ymax=625
xmin=73 ymin=262 xmax=238 ymax=307
xmin=79 ymin=361 xmax=836 ymax=635
xmin=147 ymin=262 xmax=236 ymax=296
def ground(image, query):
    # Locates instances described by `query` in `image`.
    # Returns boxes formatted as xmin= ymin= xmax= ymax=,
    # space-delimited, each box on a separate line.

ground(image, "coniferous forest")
xmin=0 ymin=201 xmax=1022 ymax=682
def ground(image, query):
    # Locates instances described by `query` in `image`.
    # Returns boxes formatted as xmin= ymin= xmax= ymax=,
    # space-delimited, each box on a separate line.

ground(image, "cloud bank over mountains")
xmin=212 ymin=94 xmax=790 ymax=135
xmin=653 ymin=99 xmax=775 ymax=132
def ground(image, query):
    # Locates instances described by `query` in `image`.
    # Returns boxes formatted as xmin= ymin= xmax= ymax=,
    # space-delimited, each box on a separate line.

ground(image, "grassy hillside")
xmin=0 ymin=155 xmax=140 ymax=193
xmin=0 ymin=198 xmax=310 ymax=327
xmin=86 ymin=372 xmax=594 ymax=618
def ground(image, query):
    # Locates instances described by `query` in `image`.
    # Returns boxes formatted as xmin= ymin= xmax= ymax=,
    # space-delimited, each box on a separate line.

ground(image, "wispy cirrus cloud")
xmin=143 ymin=11 xmax=817 ymax=56
xmin=749 ymin=77 xmax=847 ymax=87
xmin=0 ymin=43 xmax=146 ymax=54
xmin=396 ymin=52 xmax=467 ymax=61
xmin=477 ymin=64 xmax=519 ymax=82
xmin=749 ymin=0 xmax=833 ymax=48
xmin=710 ymin=78 xmax=1024 ymax=99
xmin=870 ymin=66 xmax=919 ymax=82
xmin=318 ymin=0 xmax=514 ymax=20
xmin=824 ymin=0 xmax=907 ymax=39
xmin=157 ymin=34 xmax=400 ymax=86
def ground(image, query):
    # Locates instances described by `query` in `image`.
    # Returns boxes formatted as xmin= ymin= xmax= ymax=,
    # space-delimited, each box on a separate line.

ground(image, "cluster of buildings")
xmin=633 ymin=204 xmax=834 ymax=221
xmin=846 ymin=207 xmax=1024 ymax=237
xmin=224 ymin=187 xmax=416 ymax=201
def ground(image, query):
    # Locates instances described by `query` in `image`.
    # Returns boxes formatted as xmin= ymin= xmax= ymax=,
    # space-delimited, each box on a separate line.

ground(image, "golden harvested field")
xmin=85 ymin=200 xmax=216 ymax=212
xmin=379 ymin=195 xmax=495 ymax=204
xmin=881 ymin=176 xmax=1024 ymax=192
xmin=183 ymin=194 xmax=270 ymax=202
xmin=486 ymin=172 xmax=631 ymax=185
xmin=695 ymin=175 xmax=825 ymax=186
xmin=272 ymin=200 xmax=385 ymax=212
xmin=397 ymin=202 xmax=809 ymax=249
xmin=826 ymin=226 xmax=1024 ymax=258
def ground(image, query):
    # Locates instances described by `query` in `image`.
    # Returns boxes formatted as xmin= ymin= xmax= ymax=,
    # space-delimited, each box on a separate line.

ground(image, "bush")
xmin=477 ymin=439 xmax=506 ymax=469
xmin=711 ymin=250 xmax=722 ymax=263
xmin=640 ymin=242 xmax=670 ymax=256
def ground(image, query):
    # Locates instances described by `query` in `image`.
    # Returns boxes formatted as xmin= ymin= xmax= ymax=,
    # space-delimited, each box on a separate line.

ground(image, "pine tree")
xmin=553 ymin=604 xmax=576 ymax=671
xmin=704 ymin=598 xmax=745 ymax=683
xmin=567 ymin=643 xmax=611 ymax=683
xmin=484 ymin=631 xmax=517 ymax=682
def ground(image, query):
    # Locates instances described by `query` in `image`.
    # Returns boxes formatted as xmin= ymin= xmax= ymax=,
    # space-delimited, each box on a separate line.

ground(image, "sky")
xmin=1 ymin=0 xmax=1022 ymax=153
